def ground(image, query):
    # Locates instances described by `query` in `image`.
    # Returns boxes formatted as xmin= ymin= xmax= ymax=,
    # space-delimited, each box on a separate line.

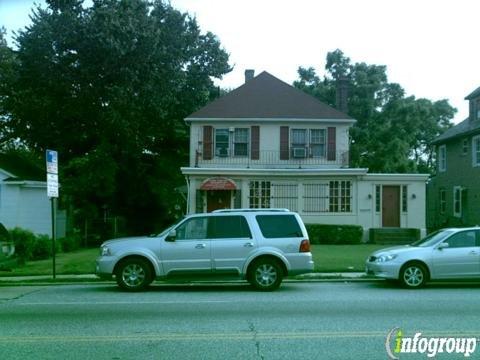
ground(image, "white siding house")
xmin=0 ymin=155 xmax=55 ymax=237
xmin=181 ymin=71 xmax=428 ymax=239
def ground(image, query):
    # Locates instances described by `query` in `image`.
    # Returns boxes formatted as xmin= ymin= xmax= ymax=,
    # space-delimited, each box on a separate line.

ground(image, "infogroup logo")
xmin=385 ymin=327 xmax=477 ymax=359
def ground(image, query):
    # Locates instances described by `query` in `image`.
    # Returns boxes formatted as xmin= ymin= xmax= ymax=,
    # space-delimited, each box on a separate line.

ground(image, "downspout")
xmin=184 ymin=175 xmax=190 ymax=215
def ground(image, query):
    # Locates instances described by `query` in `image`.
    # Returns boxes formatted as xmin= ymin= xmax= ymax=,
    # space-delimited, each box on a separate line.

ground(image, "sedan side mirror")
xmin=437 ymin=242 xmax=449 ymax=250
xmin=166 ymin=229 xmax=177 ymax=242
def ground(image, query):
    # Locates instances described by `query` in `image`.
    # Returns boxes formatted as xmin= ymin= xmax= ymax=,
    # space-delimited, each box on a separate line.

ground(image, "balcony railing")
xmin=194 ymin=149 xmax=349 ymax=169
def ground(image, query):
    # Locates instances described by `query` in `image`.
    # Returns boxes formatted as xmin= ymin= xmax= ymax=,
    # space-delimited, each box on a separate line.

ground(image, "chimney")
xmin=245 ymin=69 xmax=255 ymax=83
xmin=336 ymin=76 xmax=349 ymax=114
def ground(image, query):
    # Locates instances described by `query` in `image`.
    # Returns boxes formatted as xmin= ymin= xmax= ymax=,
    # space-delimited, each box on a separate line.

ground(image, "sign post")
xmin=46 ymin=150 xmax=58 ymax=280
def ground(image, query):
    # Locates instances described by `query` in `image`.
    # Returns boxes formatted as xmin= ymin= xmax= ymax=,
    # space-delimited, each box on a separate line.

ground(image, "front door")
xmin=382 ymin=186 xmax=400 ymax=227
xmin=207 ymin=190 xmax=231 ymax=212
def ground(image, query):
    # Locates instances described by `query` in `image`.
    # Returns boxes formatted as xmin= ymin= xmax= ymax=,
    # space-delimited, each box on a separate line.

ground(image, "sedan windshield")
xmin=411 ymin=229 xmax=456 ymax=247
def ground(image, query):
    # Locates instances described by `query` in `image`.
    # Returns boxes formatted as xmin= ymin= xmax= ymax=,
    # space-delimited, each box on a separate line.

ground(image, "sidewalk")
xmin=0 ymin=272 xmax=374 ymax=285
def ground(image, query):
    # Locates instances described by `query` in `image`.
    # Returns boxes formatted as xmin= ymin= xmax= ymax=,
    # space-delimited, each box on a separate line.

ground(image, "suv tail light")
xmin=299 ymin=239 xmax=310 ymax=253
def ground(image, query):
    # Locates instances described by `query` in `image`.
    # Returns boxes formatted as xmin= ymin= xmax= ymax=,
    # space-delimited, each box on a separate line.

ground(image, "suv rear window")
xmin=256 ymin=215 xmax=303 ymax=238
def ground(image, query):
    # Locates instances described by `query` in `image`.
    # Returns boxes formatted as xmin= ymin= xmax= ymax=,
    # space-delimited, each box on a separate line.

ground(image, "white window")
xmin=215 ymin=128 xmax=250 ymax=157
xmin=453 ymin=186 xmax=462 ymax=218
xmin=310 ymin=129 xmax=326 ymax=158
xmin=473 ymin=135 xmax=480 ymax=167
xmin=233 ymin=128 xmax=249 ymax=157
xmin=438 ymin=144 xmax=446 ymax=172
xmin=329 ymin=180 xmax=352 ymax=213
xmin=462 ymin=139 xmax=468 ymax=155
xmin=249 ymin=181 xmax=271 ymax=208
xmin=439 ymin=188 xmax=446 ymax=214
xmin=215 ymin=128 xmax=229 ymax=157
xmin=291 ymin=129 xmax=307 ymax=158
xmin=291 ymin=128 xmax=326 ymax=158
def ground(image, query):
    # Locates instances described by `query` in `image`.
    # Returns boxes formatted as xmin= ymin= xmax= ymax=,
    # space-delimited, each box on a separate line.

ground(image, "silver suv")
xmin=96 ymin=209 xmax=314 ymax=291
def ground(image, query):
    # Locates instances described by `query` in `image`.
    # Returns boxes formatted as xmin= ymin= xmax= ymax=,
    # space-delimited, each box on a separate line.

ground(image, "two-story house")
xmin=427 ymin=85 xmax=480 ymax=229
xmin=181 ymin=71 xmax=428 ymax=239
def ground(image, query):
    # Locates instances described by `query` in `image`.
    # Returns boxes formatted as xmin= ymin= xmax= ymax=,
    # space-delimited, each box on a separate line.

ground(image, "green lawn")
xmin=0 ymin=244 xmax=390 ymax=276
xmin=0 ymin=248 xmax=98 ymax=277
xmin=312 ymin=244 xmax=388 ymax=272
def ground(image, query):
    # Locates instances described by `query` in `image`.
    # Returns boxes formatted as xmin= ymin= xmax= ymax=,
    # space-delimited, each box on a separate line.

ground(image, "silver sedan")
xmin=366 ymin=227 xmax=480 ymax=288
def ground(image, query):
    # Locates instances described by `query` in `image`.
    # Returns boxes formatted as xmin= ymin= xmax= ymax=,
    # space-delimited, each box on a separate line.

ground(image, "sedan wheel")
xmin=116 ymin=258 xmax=152 ymax=291
xmin=249 ymin=259 xmax=283 ymax=291
xmin=400 ymin=264 xmax=427 ymax=288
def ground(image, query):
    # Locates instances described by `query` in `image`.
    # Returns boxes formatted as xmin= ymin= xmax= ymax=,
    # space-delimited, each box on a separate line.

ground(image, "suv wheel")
xmin=249 ymin=258 xmax=283 ymax=291
xmin=400 ymin=263 xmax=427 ymax=289
xmin=116 ymin=258 xmax=152 ymax=292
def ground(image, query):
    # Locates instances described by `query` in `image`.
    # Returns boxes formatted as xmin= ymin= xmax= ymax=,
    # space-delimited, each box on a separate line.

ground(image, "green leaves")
xmin=295 ymin=49 xmax=456 ymax=173
xmin=2 ymin=0 xmax=231 ymax=234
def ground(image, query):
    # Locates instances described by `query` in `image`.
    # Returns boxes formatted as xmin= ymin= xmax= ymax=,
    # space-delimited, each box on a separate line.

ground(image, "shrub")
xmin=32 ymin=234 xmax=52 ymax=260
xmin=9 ymin=227 xmax=36 ymax=263
xmin=60 ymin=233 xmax=82 ymax=253
xmin=305 ymin=224 xmax=363 ymax=245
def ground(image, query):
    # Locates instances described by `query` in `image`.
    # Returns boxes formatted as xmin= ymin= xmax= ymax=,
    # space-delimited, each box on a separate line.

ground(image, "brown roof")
xmin=186 ymin=71 xmax=352 ymax=120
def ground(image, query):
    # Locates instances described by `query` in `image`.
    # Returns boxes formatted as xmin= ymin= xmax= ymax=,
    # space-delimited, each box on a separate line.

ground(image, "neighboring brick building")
xmin=427 ymin=85 xmax=480 ymax=230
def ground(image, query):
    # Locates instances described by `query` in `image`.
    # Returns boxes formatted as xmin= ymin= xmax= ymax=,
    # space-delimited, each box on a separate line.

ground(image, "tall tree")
xmin=3 ymin=0 xmax=231 ymax=235
xmin=294 ymin=49 xmax=455 ymax=173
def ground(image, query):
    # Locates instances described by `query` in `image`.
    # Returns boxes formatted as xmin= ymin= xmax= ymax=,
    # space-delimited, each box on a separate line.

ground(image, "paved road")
xmin=1 ymin=281 xmax=480 ymax=359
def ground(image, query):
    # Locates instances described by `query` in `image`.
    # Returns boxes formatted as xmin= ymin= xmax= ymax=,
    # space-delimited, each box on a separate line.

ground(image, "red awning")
xmin=200 ymin=177 xmax=237 ymax=191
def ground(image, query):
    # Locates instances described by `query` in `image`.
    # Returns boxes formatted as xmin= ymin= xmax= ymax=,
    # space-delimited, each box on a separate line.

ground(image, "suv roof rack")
xmin=212 ymin=208 xmax=290 ymax=213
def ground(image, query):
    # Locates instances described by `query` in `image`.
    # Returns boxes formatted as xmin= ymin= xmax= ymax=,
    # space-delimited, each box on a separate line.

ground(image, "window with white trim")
xmin=473 ymin=135 xmax=480 ymax=167
xmin=249 ymin=181 xmax=271 ymax=208
xmin=310 ymin=129 xmax=326 ymax=157
xmin=329 ymin=180 xmax=352 ymax=213
xmin=215 ymin=129 xmax=229 ymax=157
xmin=462 ymin=139 xmax=468 ymax=155
xmin=453 ymin=186 xmax=462 ymax=218
xmin=402 ymin=185 xmax=408 ymax=212
xmin=233 ymin=128 xmax=249 ymax=157
xmin=375 ymin=185 xmax=381 ymax=213
xmin=439 ymin=188 xmax=446 ymax=214
xmin=291 ymin=128 xmax=326 ymax=158
xmin=291 ymin=129 xmax=308 ymax=158
xmin=214 ymin=128 xmax=250 ymax=158
xmin=438 ymin=144 xmax=446 ymax=172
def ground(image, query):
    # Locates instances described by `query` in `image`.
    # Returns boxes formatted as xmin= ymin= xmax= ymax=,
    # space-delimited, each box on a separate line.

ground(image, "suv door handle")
xmin=195 ymin=243 xmax=206 ymax=249
xmin=244 ymin=242 xmax=254 ymax=248
xmin=469 ymin=251 xmax=477 ymax=255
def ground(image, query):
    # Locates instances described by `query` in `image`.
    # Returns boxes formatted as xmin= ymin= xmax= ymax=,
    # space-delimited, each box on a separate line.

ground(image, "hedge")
xmin=305 ymin=224 xmax=363 ymax=245
xmin=8 ymin=227 xmax=80 ymax=263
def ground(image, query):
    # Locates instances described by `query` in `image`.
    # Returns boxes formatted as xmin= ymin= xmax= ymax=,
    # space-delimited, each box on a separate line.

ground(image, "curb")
xmin=0 ymin=273 xmax=378 ymax=286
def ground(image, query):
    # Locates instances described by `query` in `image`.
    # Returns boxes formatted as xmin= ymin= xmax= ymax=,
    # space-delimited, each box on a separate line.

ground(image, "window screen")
xmin=256 ymin=215 xmax=303 ymax=238
xmin=209 ymin=216 xmax=251 ymax=239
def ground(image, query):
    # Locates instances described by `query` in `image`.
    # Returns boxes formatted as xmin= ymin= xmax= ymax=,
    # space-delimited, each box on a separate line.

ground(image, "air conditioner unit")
xmin=216 ymin=147 xmax=229 ymax=157
xmin=292 ymin=147 xmax=307 ymax=158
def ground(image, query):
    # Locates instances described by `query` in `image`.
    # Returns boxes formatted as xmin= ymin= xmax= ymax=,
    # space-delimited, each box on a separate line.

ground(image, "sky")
xmin=1 ymin=0 xmax=478 ymax=123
